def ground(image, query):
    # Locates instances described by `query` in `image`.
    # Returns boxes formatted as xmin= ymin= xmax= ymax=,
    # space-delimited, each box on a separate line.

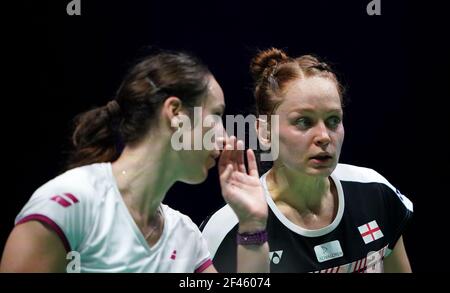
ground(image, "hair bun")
xmin=250 ymin=48 xmax=290 ymax=81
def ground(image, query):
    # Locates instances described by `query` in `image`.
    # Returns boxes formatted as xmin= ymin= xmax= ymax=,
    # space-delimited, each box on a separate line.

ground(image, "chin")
xmin=309 ymin=168 xmax=333 ymax=177
xmin=308 ymin=164 xmax=337 ymax=177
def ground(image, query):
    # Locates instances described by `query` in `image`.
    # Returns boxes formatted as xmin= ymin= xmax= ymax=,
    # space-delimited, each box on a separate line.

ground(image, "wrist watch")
xmin=236 ymin=230 xmax=268 ymax=245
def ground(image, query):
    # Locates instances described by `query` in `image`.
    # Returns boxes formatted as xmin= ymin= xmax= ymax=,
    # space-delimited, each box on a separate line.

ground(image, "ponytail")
xmin=65 ymin=100 xmax=122 ymax=170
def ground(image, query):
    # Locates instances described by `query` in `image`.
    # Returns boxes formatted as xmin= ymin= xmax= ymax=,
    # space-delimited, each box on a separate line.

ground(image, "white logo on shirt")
xmin=269 ymin=250 xmax=283 ymax=264
xmin=314 ymin=240 xmax=343 ymax=263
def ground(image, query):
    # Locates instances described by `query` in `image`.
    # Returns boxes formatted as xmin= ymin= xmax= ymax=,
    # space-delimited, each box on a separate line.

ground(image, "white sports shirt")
xmin=15 ymin=163 xmax=212 ymax=273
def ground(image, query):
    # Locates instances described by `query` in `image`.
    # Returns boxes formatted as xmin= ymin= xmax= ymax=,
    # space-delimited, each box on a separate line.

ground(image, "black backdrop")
xmin=3 ymin=0 xmax=449 ymax=272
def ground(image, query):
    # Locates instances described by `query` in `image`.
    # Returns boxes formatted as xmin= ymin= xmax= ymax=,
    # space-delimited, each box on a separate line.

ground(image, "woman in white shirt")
xmin=1 ymin=51 xmax=269 ymax=273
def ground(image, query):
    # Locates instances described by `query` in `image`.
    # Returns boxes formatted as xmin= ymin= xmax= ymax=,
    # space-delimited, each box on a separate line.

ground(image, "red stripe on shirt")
xmin=195 ymin=259 xmax=213 ymax=273
xmin=64 ymin=193 xmax=79 ymax=203
xmin=16 ymin=214 xmax=71 ymax=252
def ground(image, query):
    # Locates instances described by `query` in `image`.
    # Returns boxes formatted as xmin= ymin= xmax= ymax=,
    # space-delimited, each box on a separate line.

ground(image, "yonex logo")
xmin=170 ymin=250 xmax=177 ymax=260
xmin=269 ymin=250 xmax=283 ymax=264
xmin=50 ymin=193 xmax=79 ymax=207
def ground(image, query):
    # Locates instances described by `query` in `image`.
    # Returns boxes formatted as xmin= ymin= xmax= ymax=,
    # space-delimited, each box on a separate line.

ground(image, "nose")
xmin=313 ymin=121 xmax=331 ymax=148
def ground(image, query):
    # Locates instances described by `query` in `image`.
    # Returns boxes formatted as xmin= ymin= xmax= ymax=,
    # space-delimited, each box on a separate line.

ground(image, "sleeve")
xmin=375 ymin=172 xmax=414 ymax=252
xmin=193 ymin=231 xmax=213 ymax=273
xmin=384 ymin=185 xmax=413 ymax=251
xmin=15 ymin=182 xmax=94 ymax=253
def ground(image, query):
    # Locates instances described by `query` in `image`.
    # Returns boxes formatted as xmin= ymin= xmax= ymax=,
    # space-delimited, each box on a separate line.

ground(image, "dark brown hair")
xmin=250 ymin=47 xmax=345 ymax=118
xmin=66 ymin=51 xmax=211 ymax=170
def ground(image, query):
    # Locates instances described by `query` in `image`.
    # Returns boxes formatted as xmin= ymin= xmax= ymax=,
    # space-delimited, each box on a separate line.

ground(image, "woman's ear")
xmin=162 ymin=96 xmax=183 ymax=130
xmin=255 ymin=118 xmax=271 ymax=150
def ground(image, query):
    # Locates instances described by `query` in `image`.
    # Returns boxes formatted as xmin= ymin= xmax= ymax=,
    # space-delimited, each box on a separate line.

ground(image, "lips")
xmin=309 ymin=153 xmax=334 ymax=166
xmin=207 ymin=152 xmax=220 ymax=168
xmin=310 ymin=153 xmax=333 ymax=160
xmin=208 ymin=156 xmax=216 ymax=167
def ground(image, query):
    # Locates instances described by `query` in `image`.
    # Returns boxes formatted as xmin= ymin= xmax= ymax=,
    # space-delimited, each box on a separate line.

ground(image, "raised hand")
xmin=218 ymin=136 xmax=268 ymax=233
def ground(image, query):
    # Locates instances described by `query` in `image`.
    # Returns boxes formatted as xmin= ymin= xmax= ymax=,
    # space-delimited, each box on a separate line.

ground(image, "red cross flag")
xmin=358 ymin=220 xmax=384 ymax=244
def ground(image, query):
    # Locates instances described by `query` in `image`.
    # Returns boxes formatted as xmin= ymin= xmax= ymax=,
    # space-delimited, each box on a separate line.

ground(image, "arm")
xmin=236 ymin=241 xmax=269 ymax=273
xmin=0 ymin=221 xmax=68 ymax=272
xmin=217 ymin=136 xmax=269 ymax=273
xmin=383 ymin=236 xmax=412 ymax=273
xmin=202 ymin=264 xmax=218 ymax=273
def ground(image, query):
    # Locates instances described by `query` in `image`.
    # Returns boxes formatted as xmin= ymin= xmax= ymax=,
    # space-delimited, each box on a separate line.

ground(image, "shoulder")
xmin=333 ymin=163 xmax=413 ymax=212
xmin=17 ymin=163 xmax=113 ymax=222
xmin=162 ymin=205 xmax=201 ymax=234
xmin=14 ymin=163 xmax=113 ymax=251
xmin=29 ymin=163 xmax=112 ymax=205
xmin=333 ymin=163 xmax=390 ymax=184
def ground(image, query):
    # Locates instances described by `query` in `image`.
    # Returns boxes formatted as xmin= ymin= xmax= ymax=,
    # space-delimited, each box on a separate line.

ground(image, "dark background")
xmin=3 ymin=0 xmax=449 ymax=272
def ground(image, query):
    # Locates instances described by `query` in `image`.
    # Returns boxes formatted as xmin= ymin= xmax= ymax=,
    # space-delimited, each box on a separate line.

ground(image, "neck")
xmin=111 ymin=134 xmax=178 ymax=226
xmin=267 ymin=165 xmax=335 ymax=216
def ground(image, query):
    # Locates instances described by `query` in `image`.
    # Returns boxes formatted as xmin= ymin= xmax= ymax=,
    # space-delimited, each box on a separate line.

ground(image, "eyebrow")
xmin=290 ymin=107 xmax=342 ymax=114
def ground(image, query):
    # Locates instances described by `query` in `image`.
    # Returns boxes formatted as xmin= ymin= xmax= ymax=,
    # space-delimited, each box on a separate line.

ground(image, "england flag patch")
xmin=358 ymin=220 xmax=384 ymax=244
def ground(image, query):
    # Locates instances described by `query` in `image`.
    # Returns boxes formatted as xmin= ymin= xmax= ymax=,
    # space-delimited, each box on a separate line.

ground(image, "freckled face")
xmin=273 ymin=77 xmax=344 ymax=177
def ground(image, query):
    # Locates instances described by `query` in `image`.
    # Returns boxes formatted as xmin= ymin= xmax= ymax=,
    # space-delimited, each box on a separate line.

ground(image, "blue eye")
xmin=326 ymin=116 xmax=341 ymax=129
xmin=296 ymin=117 xmax=312 ymax=129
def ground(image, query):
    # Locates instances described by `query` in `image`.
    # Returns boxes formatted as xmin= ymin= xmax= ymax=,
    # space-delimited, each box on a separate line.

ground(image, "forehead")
xmin=278 ymin=77 xmax=341 ymax=112
xmin=204 ymin=75 xmax=225 ymax=108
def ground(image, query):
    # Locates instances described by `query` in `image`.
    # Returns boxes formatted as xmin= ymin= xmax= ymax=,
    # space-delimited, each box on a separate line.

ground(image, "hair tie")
xmin=145 ymin=77 xmax=160 ymax=92
xmin=266 ymin=60 xmax=279 ymax=80
xmin=106 ymin=100 xmax=121 ymax=117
